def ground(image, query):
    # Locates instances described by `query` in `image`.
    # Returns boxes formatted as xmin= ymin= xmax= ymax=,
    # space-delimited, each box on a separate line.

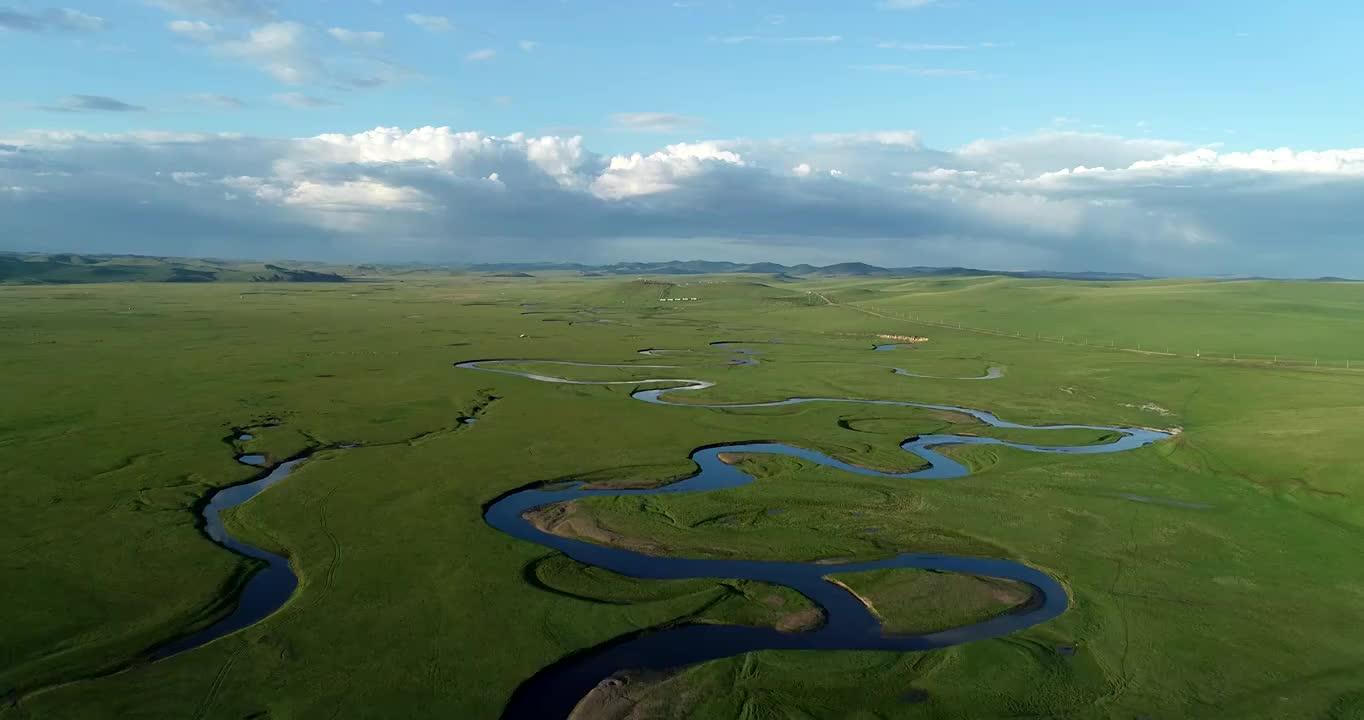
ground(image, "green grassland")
xmin=807 ymin=275 xmax=1364 ymax=362
xmin=830 ymin=569 xmax=1033 ymax=636
xmin=3 ymin=274 xmax=1364 ymax=718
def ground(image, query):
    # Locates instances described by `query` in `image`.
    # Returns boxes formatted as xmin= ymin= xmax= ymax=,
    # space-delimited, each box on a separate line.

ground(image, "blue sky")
xmin=6 ymin=0 xmax=1363 ymax=149
xmin=3 ymin=0 xmax=1363 ymax=275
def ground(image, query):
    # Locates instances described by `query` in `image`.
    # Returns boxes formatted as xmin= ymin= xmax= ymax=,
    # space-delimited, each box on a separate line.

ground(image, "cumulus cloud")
xmin=465 ymin=48 xmax=496 ymax=62
xmin=592 ymin=141 xmax=744 ymax=198
xmin=0 ymin=7 xmax=107 ymax=32
xmin=2 ymin=126 xmax=1362 ymax=276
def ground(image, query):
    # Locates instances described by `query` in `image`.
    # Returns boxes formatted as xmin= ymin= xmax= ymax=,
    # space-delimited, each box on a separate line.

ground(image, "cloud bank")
xmin=2 ymin=126 xmax=1361 ymax=275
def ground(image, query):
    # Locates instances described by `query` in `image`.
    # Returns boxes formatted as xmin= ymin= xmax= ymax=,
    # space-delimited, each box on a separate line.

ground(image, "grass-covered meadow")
xmin=4 ymin=274 xmax=1364 ymax=718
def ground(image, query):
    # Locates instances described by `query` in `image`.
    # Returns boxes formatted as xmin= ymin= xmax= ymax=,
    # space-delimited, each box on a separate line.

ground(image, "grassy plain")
xmin=812 ymin=275 xmax=1364 ymax=362
xmin=3 ymin=274 xmax=1364 ymax=718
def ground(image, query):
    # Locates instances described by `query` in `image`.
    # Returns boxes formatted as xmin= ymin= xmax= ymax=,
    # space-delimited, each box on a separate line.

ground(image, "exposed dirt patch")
xmin=1122 ymin=401 xmax=1173 ymax=416
xmin=775 ymin=607 xmax=824 ymax=632
xmin=877 ymin=334 xmax=929 ymax=343
xmin=568 ymin=671 xmax=692 ymax=720
xmin=987 ymin=579 xmax=1033 ymax=606
xmin=523 ymin=502 xmax=662 ymax=554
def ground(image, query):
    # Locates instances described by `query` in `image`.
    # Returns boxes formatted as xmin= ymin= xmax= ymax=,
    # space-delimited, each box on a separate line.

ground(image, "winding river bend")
xmin=150 ymin=439 xmax=312 ymax=660
xmin=456 ymin=352 xmax=1170 ymax=719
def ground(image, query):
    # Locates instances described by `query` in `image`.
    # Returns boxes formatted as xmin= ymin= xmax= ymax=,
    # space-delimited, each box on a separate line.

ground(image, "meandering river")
xmin=137 ymin=344 xmax=1167 ymax=720
xmin=455 ymin=350 xmax=1169 ymax=719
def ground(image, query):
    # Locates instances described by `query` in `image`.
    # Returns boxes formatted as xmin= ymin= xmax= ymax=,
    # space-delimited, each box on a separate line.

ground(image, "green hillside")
xmin=0 ymin=252 xmax=349 ymax=285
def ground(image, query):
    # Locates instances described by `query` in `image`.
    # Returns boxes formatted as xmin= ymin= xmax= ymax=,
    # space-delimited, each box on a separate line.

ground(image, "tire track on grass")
xmin=191 ymin=647 xmax=240 ymax=720
xmin=318 ymin=484 xmax=343 ymax=596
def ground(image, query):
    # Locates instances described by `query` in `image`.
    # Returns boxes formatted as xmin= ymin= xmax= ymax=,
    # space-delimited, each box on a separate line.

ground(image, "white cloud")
xmin=711 ymin=34 xmax=841 ymax=44
xmin=812 ymin=131 xmax=922 ymax=147
xmin=173 ymin=20 xmax=401 ymax=89
xmin=406 ymin=13 xmax=450 ymax=32
xmin=518 ymin=39 xmax=537 ymax=52
xmin=328 ymin=27 xmax=384 ymax=46
xmin=465 ymin=48 xmax=496 ymax=62
xmin=49 ymin=8 xmax=105 ymax=31
xmin=0 ymin=7 xmax=108 ymax=32
xmin=280 ymin=179 xmax=429 ymax=212
xmin=4 ymin=127 xmax=1364 ymax=276
xmin=593 ymin=141 xmax=745 ymax=199
xmin=34 ymin=95 xmax=146 ymax=113
xmin=290 ymin=127 xmax=593 ymax=190
xmin=609 ymin=112 xmax=703 ymax=133
xmin=143 ymin=0 xmax=273 ymax=20
xmin=854 ymin=64 xmax=978 ymax=77
xmin=273 ymin=92 xmax=338 ymax=108
xmin=217 ymin=21 xmax=310 ymax=83
xmin=1129 ymin=147 xmax=1364 ymax=175
xmin=875 ymin=41 xmax=972 ymax=50
xmin=170 ymin=171 xmax=207 ymax=185
xmin=185 ymin=92 xmax=246 ymax=108
xmin=878 ymin=0 xmax=938 ymax=8
xmin=957 ymin=132 xmax=1187 ymax=175
xmin=167 ymin=19 xmax=217 ymax=41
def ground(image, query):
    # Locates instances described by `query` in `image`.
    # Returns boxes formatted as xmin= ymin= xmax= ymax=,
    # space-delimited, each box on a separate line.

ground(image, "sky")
xmin=2 ymin=0 xmax=1363 ymax=276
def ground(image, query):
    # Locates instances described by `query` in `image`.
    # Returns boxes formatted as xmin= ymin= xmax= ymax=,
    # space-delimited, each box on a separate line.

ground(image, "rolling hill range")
xmin=460 ymin=259 xmax=1156 ymax=281
xmin=0 ymin=252 xmax=348 ymax=284
xmin=4 ymin=250 xmax=1357 ymax=285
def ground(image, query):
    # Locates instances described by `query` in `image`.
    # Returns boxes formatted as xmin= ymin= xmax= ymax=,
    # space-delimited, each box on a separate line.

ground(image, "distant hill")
xmin=0 ymin=252 xmax=349 ymax=285
xmin=455 ymin=259 xmax=1157 ymax=281
xmin=5 ymin=250 xmax=1353 ymax=285
xmin=252 ymin=264 xmax=348 ymax=283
